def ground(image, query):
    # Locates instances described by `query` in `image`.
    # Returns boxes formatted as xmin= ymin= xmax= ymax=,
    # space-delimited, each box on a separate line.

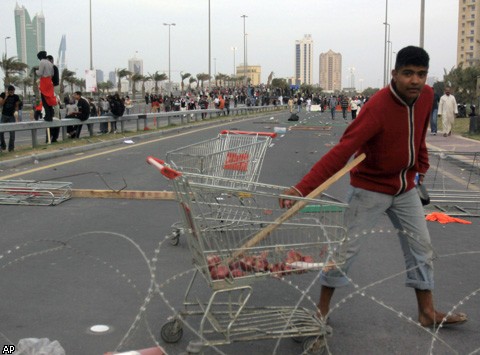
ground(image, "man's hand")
xmin=279 ymin=186 xmax=302 ymax=209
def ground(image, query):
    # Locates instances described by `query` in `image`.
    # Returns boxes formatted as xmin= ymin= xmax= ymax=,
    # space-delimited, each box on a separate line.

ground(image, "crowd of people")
xmin=287 ymin=93 xmax=368 ymax=120
xmin=0 ymin=74 xmax=467 ymax=153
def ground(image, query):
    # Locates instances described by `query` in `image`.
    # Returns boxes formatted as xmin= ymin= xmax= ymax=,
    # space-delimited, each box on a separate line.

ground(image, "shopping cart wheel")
xmin=303 ymin=336 xmax=326 ymax=354
xmin=160 ymin=320 xmax=183 ymax=343
xmin=170 ymin=230 xmax=181 ymax=246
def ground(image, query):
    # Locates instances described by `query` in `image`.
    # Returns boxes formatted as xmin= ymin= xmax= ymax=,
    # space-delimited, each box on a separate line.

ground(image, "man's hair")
xmin=7 ymin=85 xmax=15 ymax=91
xmin=394 ymin=46 xmax=429 ymax=70
xmin=37 ymin=51 xmax=47 ymax=60
xmin=47 ymin=55 xmax=54 ymax=61
xmin=74 ymin=91 xmax=82 ymax=96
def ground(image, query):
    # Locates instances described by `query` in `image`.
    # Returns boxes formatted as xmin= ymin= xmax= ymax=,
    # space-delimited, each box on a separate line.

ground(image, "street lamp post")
xmin=383 ymin=0 xmax=389 ymax=87
xmin=231 ymin=46 xmax=237 ymax=78
xmin=163 ymin=23 xmax=176 ymax=95
xmin=241 ymin=15 xmax=248 ymax=86
xmin=420 ymin=0 xmax=425 ymax=48
xmin=383 ymin=23 xmax=391 ymax=78
xmin=4 ymin=36 xmax=11 ymax=58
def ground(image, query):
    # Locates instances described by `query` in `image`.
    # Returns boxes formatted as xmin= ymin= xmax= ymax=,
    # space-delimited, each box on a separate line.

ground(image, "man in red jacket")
xmin=280 ymin=46 xmax=467 ymax=328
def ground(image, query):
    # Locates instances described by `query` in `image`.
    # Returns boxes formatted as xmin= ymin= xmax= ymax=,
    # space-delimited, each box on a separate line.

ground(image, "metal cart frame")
xmin=148 ymin=157 xmax=347 ymax=354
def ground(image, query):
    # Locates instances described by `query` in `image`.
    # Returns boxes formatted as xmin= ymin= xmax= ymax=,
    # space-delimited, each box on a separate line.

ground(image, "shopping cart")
xmin=148 ymin=157 xmax=349 ymax=354
xmin=164 ymin=130 xmax=277 ymax=245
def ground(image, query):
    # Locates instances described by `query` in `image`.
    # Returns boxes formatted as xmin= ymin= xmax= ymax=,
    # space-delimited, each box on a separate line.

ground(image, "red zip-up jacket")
xmin=295 ymin=83 xmax=433 ymax=197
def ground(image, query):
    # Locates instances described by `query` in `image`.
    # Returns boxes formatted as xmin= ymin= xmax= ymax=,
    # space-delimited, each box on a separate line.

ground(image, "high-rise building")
xmin=128 ymin=55 xmax=143 ymax=76
xmin=294 ymin=34 xmax=313 ymax=86
xmin=96 ymin=69 xmax=104 ymax=83
xmin=457 ymin=0 xmax=480 ymax=67
xmin=236 ymin=64 xmax=261 ymax=86
xmin=108 ymin=71 xmax=116 ymax=85
xmin=57 ymin=35 xmax=67 ymax=75
xmin=319 ymin=50 xmax=342 ymax=92
xmin=14 ymin=3 xmax=45 ymax=69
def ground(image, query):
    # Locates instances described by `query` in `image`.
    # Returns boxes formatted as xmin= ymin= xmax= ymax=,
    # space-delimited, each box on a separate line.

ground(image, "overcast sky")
xmin=1 ymin=0 xmax=458 ymax=89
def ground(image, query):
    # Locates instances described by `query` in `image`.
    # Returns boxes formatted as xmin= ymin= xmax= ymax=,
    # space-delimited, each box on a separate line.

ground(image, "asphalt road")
xmin=0 ymin=110 xmax=479 ymax=355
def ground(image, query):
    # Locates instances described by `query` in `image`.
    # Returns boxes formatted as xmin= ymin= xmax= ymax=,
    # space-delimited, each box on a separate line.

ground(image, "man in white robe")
xmin=438 ymin=87 xmax=458 ymax=137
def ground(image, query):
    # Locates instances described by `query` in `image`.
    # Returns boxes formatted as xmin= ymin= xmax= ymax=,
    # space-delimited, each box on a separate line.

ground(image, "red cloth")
xmin=39 ymin=76 xmax=57 ymax=106
xmin=295 ymin=83 xmax=433 ymax=197
xmin=425 ymin=212 xmax=472 ymax=224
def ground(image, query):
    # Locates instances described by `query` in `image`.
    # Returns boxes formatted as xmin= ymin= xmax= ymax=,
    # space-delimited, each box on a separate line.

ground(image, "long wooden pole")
xmin=232 ymin=153 xmax=366 ymax=259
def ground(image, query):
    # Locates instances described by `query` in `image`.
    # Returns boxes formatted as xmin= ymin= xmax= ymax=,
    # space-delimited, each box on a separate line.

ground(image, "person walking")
xmin=0 ymin=85 xmax=21 ymax=152
xmin=340 ymin=95 xmax=349 ymax=120
xmin=329 ymin=95 xmax=337 ymax=120
xmin=279 ymin=46 xmax=467 ymax=328
xmin=438 ymin=87 xmax=458 ymax=137
xmin=430 ymin=92 xmax=440 ymax=135
xmin=350 ymin=96 xmax=358 ymax=120
xmin=288 ymin=97 xmax=294 ymax=113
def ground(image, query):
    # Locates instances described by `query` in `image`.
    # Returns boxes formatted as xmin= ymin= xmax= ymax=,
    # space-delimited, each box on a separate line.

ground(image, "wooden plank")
xmin=232 ymin=153 xmax=366 ymax=259
xmin=71 ymin=189 xmax=176 ymax=200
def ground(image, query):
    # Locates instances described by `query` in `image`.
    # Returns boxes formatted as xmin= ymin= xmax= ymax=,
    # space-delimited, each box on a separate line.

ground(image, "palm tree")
xmin=196 ymin=73 xmax=211 ymax=88
xmin=0 ymin=54 xmax=29 ymax=89
xmin=19 ymin=75 xmax=33 ymax=100
xmin=140 ymin=75 xmax=151 ymax=99
xmin=60 ymin=68 xmax=76 ymax=100
xmin=97 ymin=81 xmax=109 ymax=95
xmin=116 ymin=68 xmax=132 ymax=95
xmin=180 ymin=72 xmax=191 ymax=93
xmin=150 ymin=71 xmax=168 ymax=94
xmin=64 ymin=75 xmax=78 ymax=94
xmin=188 ymin=76 xmax=197 ymax=90
xmin=130 ymin=73 xmax=143 ymax=99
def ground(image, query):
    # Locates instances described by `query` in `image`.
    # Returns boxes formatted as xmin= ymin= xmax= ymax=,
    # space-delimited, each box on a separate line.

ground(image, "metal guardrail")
xmin=0 ymin=105 xmax=285 ymax=149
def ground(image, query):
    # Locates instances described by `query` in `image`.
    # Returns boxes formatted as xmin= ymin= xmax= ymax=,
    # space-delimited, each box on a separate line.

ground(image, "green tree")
xmin=140 ymin=75 xmax=150 ymax=99
xmin=271 ymin=78 xmax=289 ymax=95
xmin=361 ymin=87 xmax=380 ymax=97
xmin=180 ymin=72 xmax=191 ymax=93
xmin=188 ymin=76 xmax=197 ymax=90
xmin=443 ymin=64 xmax=480 ymax=104
xmin=60 ymin=68 xmax=76 ymax=100
xmin=196 ymin=73 xmax=211 ymax=88
xmin=130 ymin=73 xmax=143 ymax=99
xmin=116 ymin=68 xmax=132 ymax=95
xmin=0 ymin=55 xmax=29 ymax=89
xmin=150 ymin=71 xmax=168 ymax=94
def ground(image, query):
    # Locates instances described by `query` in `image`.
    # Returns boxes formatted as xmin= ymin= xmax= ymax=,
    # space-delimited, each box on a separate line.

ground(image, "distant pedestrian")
xmin=430 ymin=92 xmax=440 ymax=135
xmin=329 ymin=95 xmax=337 ymax=120
xmin=288 ymin=97 xmax=294 ymax=113
xmin=340 ymin=95 xmax=349 ymax=120
xmin=0 ymin=85 xmax=21 ymax=152
xmin=438 ymin=87 xmax=458 ymax=137
xmin=350 ymin=96 xmax=358 ymax=120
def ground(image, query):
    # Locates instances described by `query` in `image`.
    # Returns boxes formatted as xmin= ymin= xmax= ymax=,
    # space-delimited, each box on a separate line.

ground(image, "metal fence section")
xmin=424 ymin=151 xmax=480 ymax=216
xmin=0 ymin=180 xmax=72 ymax=206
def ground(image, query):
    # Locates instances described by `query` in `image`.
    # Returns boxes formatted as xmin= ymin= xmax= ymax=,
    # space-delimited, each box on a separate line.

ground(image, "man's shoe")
xmin=443 ymin=133 xmax=447 ymax=137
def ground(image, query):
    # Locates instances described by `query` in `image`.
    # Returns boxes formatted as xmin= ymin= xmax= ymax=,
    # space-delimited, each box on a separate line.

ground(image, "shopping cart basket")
xmin=148 ymin=157 xmax=350 ymax=354
xmin=165 ymin=130 xmax=277 ymax=245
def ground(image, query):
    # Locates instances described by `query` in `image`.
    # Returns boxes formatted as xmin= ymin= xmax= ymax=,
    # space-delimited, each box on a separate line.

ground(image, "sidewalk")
xmin=427 ymin=131 xmax=480 ymax=153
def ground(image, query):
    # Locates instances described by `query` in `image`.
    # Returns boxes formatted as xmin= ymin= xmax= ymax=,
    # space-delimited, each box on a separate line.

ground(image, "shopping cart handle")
xmin=220 ymin=130 xmax=277 ymax=138
xmin=146 ymin=156 xmax=182 ymax=180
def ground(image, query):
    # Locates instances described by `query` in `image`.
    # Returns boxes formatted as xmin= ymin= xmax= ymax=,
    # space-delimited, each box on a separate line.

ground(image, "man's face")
xmin=73 ymin=93 xmax=80 ymax=101
xmin=7 ymin=89 xmax=14 ymax=95
xmin=392 ymin=65 xmax=428 ymax=104
xmin=445 ymin=88 xmax=451 ymax=96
